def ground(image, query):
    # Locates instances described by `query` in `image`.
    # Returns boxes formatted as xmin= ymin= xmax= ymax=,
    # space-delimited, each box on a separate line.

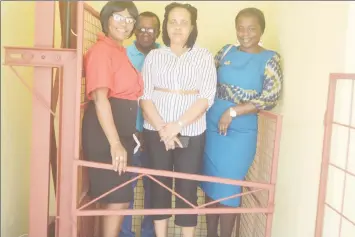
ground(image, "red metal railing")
xmin=3 ymin=2 xmax=79 ymax=237
xmin=2 ymin=2 xmax=283 ymax=237
xmin=315 ymin=73 xmax=355 ymax=237
xmin=73 ymin=112 xmax=281 ymax=237
xmin=73 ymin=3 xmax=283 ymax=237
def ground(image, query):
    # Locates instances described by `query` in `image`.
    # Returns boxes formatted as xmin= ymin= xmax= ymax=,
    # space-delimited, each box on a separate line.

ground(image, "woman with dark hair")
xmin=81 ymin=1 xmax=142 ymax=237
xmin=201 ymin=7 xmax=283 ymax=237
xmin=140 ymin=2 xmax=217 ymax=236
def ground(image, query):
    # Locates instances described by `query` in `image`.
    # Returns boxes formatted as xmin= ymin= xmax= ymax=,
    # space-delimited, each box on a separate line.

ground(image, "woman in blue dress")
xmin=200 ymin=8 xmax=283 ymax=237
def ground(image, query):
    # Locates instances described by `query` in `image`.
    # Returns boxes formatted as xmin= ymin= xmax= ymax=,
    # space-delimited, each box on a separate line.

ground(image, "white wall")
xmin=322 ymin=2 xmax=355 ymax=237
xmin=272 ymin=2 xmax=353 ymax=237
xmin=1 ymin=2 xmax=35 ymax=237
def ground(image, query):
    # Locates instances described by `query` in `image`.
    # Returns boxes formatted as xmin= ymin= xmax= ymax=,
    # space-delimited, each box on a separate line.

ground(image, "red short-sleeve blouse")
xmin=84 ymin=33 xmax=143 ymax=101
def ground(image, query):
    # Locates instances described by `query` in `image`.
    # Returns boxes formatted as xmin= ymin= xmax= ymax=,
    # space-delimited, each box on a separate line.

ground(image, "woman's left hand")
xmin=160 ymin=122 xmax=182 ymax=143
xmin=218 ymin=109 xmax=233 ymax=136
xmin=163 ymin=136 xmax=183 ymax=151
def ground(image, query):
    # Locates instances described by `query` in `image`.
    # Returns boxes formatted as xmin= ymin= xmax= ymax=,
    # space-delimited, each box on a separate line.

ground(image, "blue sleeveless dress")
xmin=201 ymin=44 xmax=283 ymax=207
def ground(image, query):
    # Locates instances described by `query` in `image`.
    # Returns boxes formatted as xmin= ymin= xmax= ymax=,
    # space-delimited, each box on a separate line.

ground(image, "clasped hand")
xmin=158 ymin=122 xmax=183 ymax=150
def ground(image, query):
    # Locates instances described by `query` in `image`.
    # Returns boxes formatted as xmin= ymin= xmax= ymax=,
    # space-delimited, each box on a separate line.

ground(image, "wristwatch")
xmin=229 ymin=107 xmax=238 ymax=117
xmin=177 ymin=120 xmax=184 ymax=128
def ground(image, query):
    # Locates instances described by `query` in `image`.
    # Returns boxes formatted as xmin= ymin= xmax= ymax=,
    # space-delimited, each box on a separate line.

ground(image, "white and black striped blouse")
xmin=140 ymin=46 xmax=217 ymax=136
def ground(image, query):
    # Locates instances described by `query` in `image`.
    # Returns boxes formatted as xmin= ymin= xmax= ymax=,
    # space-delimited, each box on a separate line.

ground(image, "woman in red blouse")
xmin=81 ymin=1 xmax=143 ymax=237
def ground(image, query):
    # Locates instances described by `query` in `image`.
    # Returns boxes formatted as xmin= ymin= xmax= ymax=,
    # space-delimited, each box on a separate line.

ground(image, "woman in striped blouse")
xmin=140 ymin=2 xmax=217 ymax=237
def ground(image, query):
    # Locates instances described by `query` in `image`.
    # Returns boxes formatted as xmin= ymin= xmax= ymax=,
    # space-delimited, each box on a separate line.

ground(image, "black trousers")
xmin=143 ymin=129 xmax=205 ymax=227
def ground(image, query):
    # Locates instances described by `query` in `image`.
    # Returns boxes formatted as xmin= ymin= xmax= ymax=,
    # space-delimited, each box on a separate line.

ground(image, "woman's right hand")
xmin=218 ymin=109 xmax=233 ymax=136
xmin=110 ymin=141 xmax=127 ymax=175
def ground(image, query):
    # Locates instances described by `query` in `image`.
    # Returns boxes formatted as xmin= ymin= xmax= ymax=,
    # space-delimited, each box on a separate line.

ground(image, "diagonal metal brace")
xmin=3 ymin=45 xmax=79 ymax=237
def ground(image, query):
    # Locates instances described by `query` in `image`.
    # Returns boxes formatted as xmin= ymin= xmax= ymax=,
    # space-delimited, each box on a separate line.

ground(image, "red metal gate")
xmin=315 ymin=73 xmax=355 ymax=237
xmin=2 ymin=2 xmax=283 ymax=237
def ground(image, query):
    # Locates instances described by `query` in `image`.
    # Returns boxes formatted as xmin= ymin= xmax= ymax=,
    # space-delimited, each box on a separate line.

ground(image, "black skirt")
xmin=81 ymin=98 xmax=138 ymax=203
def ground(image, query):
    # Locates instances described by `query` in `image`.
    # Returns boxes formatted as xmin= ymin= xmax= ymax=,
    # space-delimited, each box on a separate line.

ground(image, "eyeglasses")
xmin=112 ymin=13 xmax=136 ymax=25
xmin=137 ymin=27 xmax=155 ymax=35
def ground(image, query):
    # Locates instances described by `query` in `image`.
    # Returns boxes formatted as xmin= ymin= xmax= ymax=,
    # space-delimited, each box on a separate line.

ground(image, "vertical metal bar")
xmin=265 ymin=114 xmax=283 ymax=237
xmin=338 ymin=79 xmax=354 ymax=236
xmin=75 ymin=1 xmax=84 ymax=160
xmin=314 ymin=75 xmax=338 ymax=237
xmin=29 ymin=2 xmax=55 ymax=237
xmin=56 ymin=4 xmax=81 ymax=236
xmin=51 ymin=0 xmax=75 ymax=197
xmin=72 ymin=162 xmax=79 ymax=237
xmin=72 ymin=2 xmax=84 ymax=235
xmin=57 ymin=59 xmax=77 ymax=237
xmin=50 ymin=1 xmax=62 ymax=197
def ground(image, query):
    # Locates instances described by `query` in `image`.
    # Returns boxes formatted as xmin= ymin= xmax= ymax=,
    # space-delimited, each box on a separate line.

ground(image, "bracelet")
xmin=110 ymin=140 xmax=120 ymax=146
